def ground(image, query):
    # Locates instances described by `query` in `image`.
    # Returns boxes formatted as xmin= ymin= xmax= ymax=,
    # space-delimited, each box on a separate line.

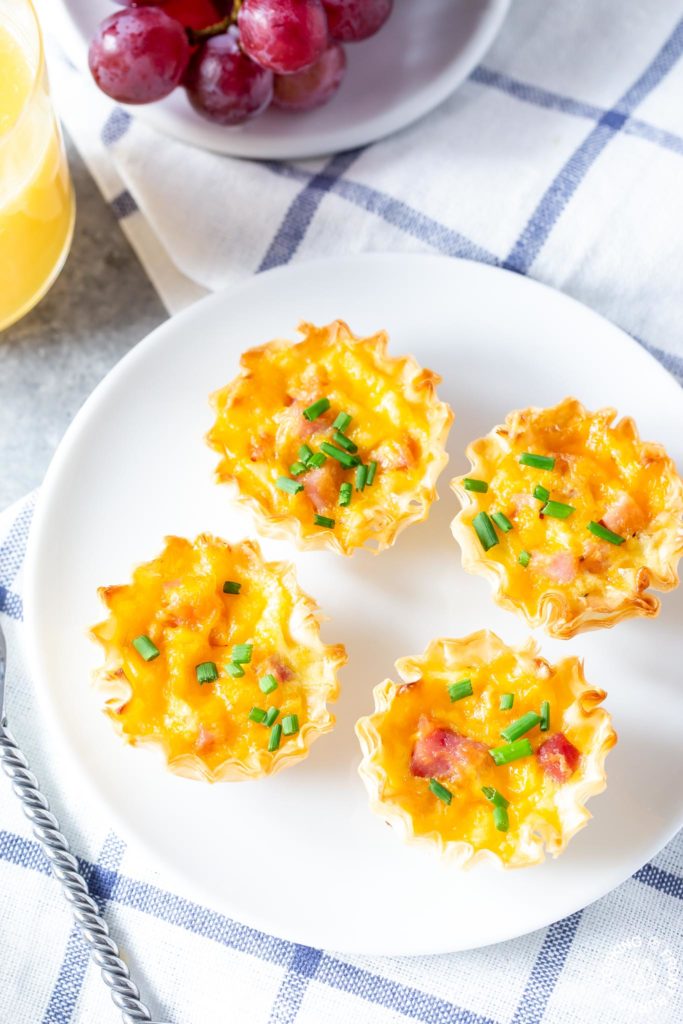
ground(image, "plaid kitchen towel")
xmin=32 ymin=0 xmax=683 ymax=390
xmin=3 ymin=0 xmax=683 ymax=1021
xmin=0 ymin=496 xmax=682 ymax=1023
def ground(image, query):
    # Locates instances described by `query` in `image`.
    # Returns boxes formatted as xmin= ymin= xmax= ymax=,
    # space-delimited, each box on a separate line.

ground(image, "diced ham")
xmin=534 ymin=551 xmax=578 ymax=584
xmin=410 ymin=716 xmax=489 ymax=782
xmin=275 ymin=400 xmax=332 ymax=444
xmin=302 ymin=463 xmax=342 ymax=514
xmin=536 ymin=733 xmax=580 ymax=783
xmin=257 ymin=655 xmax=294 ymax=683
xmin=580 ymin=543 xmax=609 ymax=575
xmin=601 ymin=492 xmax=647 ymax=537
xmin=196 ymin=726 xmax=219 ymax=754
xmin=370 ymin=436 xmax=419 ymax=471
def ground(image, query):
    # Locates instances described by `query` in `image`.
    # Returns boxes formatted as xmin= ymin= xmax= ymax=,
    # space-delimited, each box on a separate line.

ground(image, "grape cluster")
xmin=88 ymin=0 xmax=394 ymax=125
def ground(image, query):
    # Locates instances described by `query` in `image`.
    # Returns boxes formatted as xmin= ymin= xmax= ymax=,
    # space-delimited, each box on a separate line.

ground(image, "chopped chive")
xmin=264 ymin=706 xmax=279 ymax=727
xmin=482 ymin=786 xmax=509 ymax=808
xmin=540 ymin=700 xmax=550 ymax=732
xmin=493 ymin=804 xmax=509 ymax=832
xmin=268 ymin=723 xmax=282 ymax=752
xmin=290 ymin=461 xmax=309 ymax=477
xmin=320 ymin=441 xmax=360 ymax=468
xmin=489 ymin=738 xmax=534 ymax=766
xmin=282 ymin=714 xmax=299 ymax=736
xmin=249 ymin=706 xmax=267 ymax=724
xmin=232 ymin=643 xmax=253 ymax=664
xmin=499 ymin=693 xmax=514 ymax=711
xmin=355 ymin=463 xmax=368 ymax=491
xmin=259 ymin=673 xmax=278 ymax=695
xmin=314 ymin=514 xmax=335 ymax=529
xmin=132 ymin=635 xmax=160 ymax=662
xmin=542 ymin=500 xmax=575 ymax=520
xmin=308 ymin=452 xmax=327 ymax=468
xmin=223 ymin=580 xmax=241 ymax=595
xmin=473 ymin=511 xmax=499 ymax=551
xmin=276 ymin=476 xmax=304 ymax=495
xmin=500 ymin=711 xmax=541 ymax=743
xmin=588 ymin=520 xmax=625 ymax=545
xmin=428 ymin=778 xmax=452 ymax=805
xmin=448 ymin=678 xmax=473 ymax=702
xmin=195 ymin=661 xmax=218 ymax=684
xmin=227 ymin=662 xmax=245 ymax=678
xmin=464 ymin=478 xmax=488 ymax=493
xmin=303 ymin=397 xmax=330 ymax=421
xmin=366 ymin=460 xmax=378 ymax=486
xmin=333 ymin=411 xmax=352 ymax=432
xmin=491 ymin=511 xmax=513 ymax=533
xmin=534 ymin=485 xmax=550 ymax=502
xmin=339 ymin=482 xmax=352 ymax=507
xmin=333 ymin=430 xmax=358 ymax=454
xmin=298 ymin=444 xmax=313 ymax=464
xmin=518 ymin=550 xmax=531 ymax=568
xmin=519 ymin=453 xmax=556 ymax=471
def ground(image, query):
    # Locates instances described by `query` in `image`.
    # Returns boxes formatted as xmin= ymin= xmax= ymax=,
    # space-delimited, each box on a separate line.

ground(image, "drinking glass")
xmin=0 ymin=0 xmax=75 ymax=331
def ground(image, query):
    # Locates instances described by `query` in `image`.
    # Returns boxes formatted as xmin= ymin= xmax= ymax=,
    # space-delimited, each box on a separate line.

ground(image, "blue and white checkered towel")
xmin=4 ymin=0 xmax=683 ymax=1020
xmin=1 ymin=497 xmax=682 ymax=1022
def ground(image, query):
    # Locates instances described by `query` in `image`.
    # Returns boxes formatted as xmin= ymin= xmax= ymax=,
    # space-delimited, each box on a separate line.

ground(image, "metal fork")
xmin=0 ymin=622 xmax=170 ymax=1024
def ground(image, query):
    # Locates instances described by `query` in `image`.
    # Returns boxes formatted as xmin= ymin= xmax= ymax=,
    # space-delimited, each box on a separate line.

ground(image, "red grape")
xmin=88 ymin=8 xmax=190 ymax=103
xmin=114 ymin=2 xmax=169 ymax=7
xmin=273 ymin=42 xmax=345 ymax=111
xmin=238 ymin=0 xmax=328 ymax=75
xmin=322 ymin=0 xmax=393 ymax=42
xmin=162 ymin=0 xmax=227 ymax=33
xmin=184 ymin=27 xmax=273 ymax=125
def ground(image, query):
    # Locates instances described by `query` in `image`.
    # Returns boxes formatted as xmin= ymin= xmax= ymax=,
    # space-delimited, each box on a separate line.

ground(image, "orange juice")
xmin=0 ymin=1 xmax=74 ymax=331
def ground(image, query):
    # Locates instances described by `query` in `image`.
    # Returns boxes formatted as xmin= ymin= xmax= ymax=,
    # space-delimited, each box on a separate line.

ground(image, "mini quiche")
xmin=91 ymin=534 xmax=346 ymax=781
xmin=451 ymin=398 xmax=683 ymax=638
xmin=207 ymin=319 xmax=453 ymax=556
xmin=356 ymin=631 xmax=615 ymax=868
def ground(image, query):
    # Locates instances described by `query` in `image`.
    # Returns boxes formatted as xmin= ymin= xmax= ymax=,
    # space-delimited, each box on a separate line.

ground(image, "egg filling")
xmin=451 ymin=398 xmax=683 ymax=637
xmin=91 ymin=534 xmax=346 ymax=781
xmin=207 ymin=319 xmax=453 ymax=555
xmin=356 ymin=631 xmax=615 ymax=868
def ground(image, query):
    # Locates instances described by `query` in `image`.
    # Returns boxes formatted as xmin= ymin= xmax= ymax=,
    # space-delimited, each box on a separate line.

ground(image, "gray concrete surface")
xmin=0 ymin=132 xmax=167 ymax=511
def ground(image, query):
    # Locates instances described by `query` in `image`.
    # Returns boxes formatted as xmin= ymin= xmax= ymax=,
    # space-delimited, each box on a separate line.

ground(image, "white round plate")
xmin=24 ymin=255 xmax=683 ymax=955
xmin=45 ymin=0 xmax=510 ymax=159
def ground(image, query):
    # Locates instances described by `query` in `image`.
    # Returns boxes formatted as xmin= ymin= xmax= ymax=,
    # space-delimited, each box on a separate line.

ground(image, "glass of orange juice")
xmin=0 ymin=0 xmax=75 ymax=332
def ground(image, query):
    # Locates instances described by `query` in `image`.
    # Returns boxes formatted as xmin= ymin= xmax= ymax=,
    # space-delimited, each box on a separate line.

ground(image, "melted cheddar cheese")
xmin=356 ymin=632 xmax=615 ymax=868
xmin=452 ymin=399 xmax=683 ymax=638
xmin=207 ymin=320 xmax=453 ymax=556
xmin=91 ymin=535 xmax=346 ymax=781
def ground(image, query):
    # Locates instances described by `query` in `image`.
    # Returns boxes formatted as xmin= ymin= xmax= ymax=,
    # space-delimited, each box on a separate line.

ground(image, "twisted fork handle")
xmin=0 ymin=718 xmax=156 ymax=1024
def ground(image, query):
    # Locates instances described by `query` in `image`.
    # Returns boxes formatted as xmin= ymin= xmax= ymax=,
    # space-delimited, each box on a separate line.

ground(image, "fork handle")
xmin=0 ymin=717 xmax=157 ymax=1024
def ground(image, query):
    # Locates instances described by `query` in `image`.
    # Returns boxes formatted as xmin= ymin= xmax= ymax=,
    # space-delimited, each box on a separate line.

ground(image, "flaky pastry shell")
xmin=207 ymin=320 xmax=453 ymax=556
xmin=451 ymin=398 xmax=683 ymax=638
xmin=356 ymin=631 xmax=616 ymax=869
xmin=91 ymin=534 xmax=346 ymax=782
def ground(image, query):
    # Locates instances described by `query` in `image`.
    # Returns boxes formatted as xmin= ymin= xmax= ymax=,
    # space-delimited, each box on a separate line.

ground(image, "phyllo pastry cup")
xmin=207 ymin=320 xmax=453 ymax=556
xmin=356 ymin=631 xmax=616 ymax=869
xmin=451 ymin=398 xmax=683 ymax=638
xmin=91 ymin=534 xmax=346 ymax=781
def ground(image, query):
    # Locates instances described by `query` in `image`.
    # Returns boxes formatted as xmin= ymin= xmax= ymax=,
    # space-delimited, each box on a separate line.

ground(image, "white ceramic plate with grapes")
xmin=46 ymin=0 xmax=510 ymax=159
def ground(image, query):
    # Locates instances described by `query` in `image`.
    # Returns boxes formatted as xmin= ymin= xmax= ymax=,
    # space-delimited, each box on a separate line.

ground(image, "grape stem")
xmin=187 ymin=1 xmax=245 ymax=45
xmin=186 ymin=16 xmax=231 ymax=45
